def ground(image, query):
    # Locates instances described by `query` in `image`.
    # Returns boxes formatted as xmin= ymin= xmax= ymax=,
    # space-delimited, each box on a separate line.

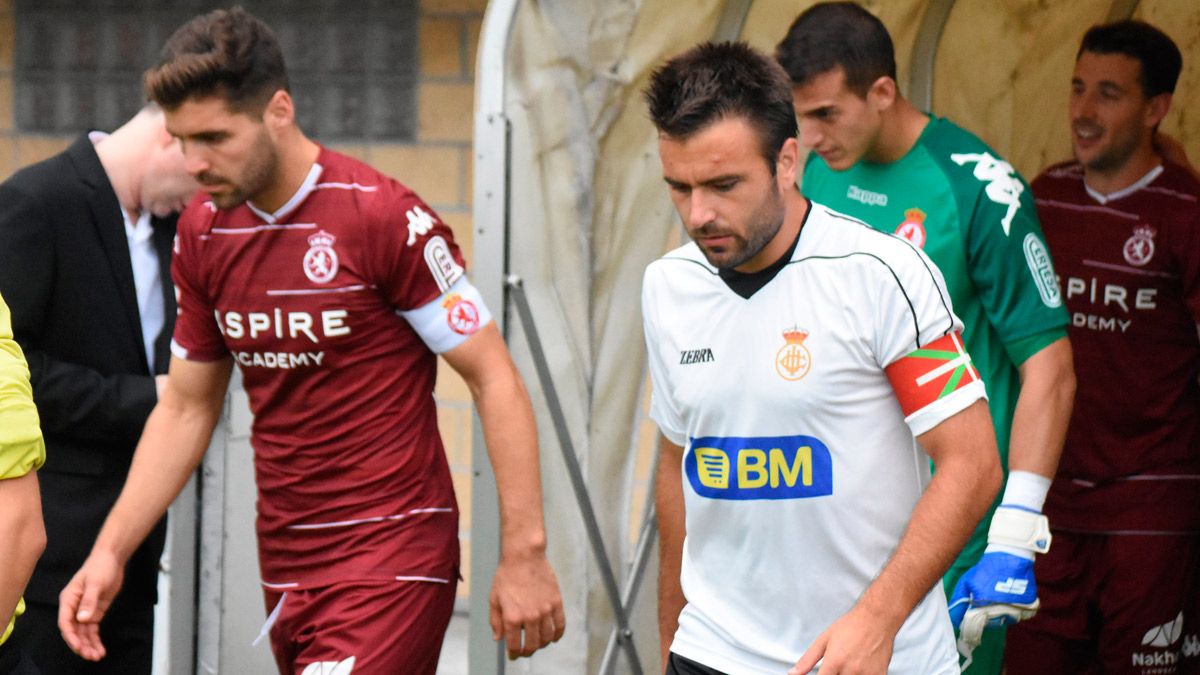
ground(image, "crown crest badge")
xmin=308 ymin=231 xmax=337 ymax=248
xmin=776 ymin=326 xmax=812 ymax=381
xmin=303 ymin=230 xmax=339 ymax=284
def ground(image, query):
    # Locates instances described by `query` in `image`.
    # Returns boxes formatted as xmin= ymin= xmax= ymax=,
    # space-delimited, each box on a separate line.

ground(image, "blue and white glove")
xmin=949 ymin=471 xmax=1052 ymax=670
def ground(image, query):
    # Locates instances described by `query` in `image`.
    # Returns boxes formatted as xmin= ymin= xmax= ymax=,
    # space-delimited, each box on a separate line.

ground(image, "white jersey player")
xmin=641 ymin=41 xmax=1003 ymax=675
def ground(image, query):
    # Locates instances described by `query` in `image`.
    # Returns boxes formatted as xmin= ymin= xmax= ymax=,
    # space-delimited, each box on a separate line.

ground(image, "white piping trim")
xmin=395 ymin=575 xmax=451 ymax=584
xmin=1084 ymin=165 xmax=1162 ymax=204
xmin=285 ymin=507 xmax=453 ymax=531
xmin=315 ymin=182 xmax=379 ymax=192
xmin=261 ymin=580 xmax=300 ymax=589
xmin=211 ymin=223 xmax=318 ymax=234
xmin=1034 ymin=198 xmax=1139 ymax=221
xmin=1081 ymin=259 xmax=1177 ymax=279
xmin=266 ymin=284 xmax=372 ymax=296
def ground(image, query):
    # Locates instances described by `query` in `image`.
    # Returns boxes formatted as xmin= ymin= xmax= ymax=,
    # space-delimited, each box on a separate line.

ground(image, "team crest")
xmin=775 ymin=327 xmax=812 ymax=381
xmin=303 ymin=230 xmax=339 ymax=284
xmin=894 ymin=208 xmax=927 ymax=248
xmin=1123 ymin=225 xmax=1156 ymax=267
xmin=442 ymin=293 xmax=481 ymax=335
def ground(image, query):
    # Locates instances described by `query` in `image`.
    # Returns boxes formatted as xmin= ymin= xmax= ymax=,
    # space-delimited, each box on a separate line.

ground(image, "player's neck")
xmin=1083 ymin=141 xmax=1161 ymax=197
xmin=866 ymin=99 xmax=928 ymax=165
xmin=252 ymin=131 xmax=322 ymax=214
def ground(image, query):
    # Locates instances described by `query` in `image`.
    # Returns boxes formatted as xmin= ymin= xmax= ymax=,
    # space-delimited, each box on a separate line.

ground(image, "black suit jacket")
xmin=0 ymin=135 xmax=173 ymax=607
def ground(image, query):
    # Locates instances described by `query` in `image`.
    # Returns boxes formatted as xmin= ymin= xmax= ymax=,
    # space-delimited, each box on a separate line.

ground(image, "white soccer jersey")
xmin=643 ymin=202 xmax=987 ymax=674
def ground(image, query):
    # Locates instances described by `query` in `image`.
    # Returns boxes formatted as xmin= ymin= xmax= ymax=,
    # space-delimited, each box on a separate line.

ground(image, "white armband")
xmin=400 ymin=277 xmax=493 ymax=354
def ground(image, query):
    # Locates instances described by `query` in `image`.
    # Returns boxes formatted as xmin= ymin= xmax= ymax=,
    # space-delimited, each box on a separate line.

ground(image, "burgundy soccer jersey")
xmin=1035 ymin=160 xmax=1200 ymax=532
xmin=171 ymin=148 xmax=474 ymax=589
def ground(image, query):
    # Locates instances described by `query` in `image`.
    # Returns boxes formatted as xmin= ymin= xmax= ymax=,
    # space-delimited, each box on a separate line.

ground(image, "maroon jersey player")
xmin=56 ymin=8 xmax=564 ymax=674
xmin=1006 ymin=21 xmax=1200 ymax=675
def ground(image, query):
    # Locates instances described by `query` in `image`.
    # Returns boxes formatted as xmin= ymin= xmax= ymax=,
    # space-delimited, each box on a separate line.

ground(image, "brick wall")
xmin=0 ymin=0 xmax=485 ymax=599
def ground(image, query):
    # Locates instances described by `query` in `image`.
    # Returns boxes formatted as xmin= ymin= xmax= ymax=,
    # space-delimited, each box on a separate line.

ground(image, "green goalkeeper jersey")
xmin=801 ymin=116 xmax=1068 ymax=565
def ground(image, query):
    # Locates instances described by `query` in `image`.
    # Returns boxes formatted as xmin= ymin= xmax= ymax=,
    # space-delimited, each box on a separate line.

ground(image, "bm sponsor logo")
xmin=686 ymin=435 xmax=833 ymax=500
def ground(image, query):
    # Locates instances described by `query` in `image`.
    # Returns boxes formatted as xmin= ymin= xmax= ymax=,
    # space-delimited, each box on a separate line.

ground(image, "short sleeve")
xmin=369 ymin=189 xmax=468 ymax=312
xmin=641 ymin=266 xmax=686 ymax=447
xmin=0 ymin=293 xmax=45 ymax=479
xmin=958 ymin=155 xmax=1069 ymax=361
xmin=873 ymin=242 xmax=987 ymax=436
xmin=169 ymin=205 xmax=230 ymax=362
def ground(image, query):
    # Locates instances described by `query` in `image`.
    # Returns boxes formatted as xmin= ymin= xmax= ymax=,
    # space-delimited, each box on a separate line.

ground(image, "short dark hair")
xmin=144 ymin=6 xmax=289 ymax=113
xmin=643 ymin=41 xmax=798 ymax=170
xmin=775 ymin=2 xmax=896 ymax=97
xmin=1078 ymin=20 xmax=1181 ymax=98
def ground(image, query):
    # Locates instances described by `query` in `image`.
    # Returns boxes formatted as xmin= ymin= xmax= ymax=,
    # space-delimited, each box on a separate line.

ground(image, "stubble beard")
xmin=699 ymin=182 xmax=786 ymax=271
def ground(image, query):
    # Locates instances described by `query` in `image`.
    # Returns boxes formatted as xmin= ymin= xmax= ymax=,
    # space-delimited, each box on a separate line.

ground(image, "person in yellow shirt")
xmin=0 ymin=292 xmax=46 ymax=673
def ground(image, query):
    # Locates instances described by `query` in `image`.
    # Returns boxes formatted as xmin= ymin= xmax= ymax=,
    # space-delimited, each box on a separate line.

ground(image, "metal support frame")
xmin=1106 ymin=0 xmax=1140 ymax=22
xmin=470 ymin=0 xmax=521 ymax=672
xmin=907 ymin=0 xmax=957 ymax=113
xmin=507 ymin=276 xmax=645 ymax=675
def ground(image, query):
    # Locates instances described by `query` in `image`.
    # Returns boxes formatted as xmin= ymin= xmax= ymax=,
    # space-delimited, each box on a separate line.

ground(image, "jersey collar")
xmin=717 ymin=200 xmax=811 ymax=300
xmin=1084 ymin=164 xmax=1163 ymax=205
xmin=247 ymin=160 xmax=324 ymax=224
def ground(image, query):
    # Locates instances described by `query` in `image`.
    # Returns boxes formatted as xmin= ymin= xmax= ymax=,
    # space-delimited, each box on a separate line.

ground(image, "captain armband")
xmin=884 ymin=331 xmax=984 ymax=434
xmin=400 ymin=277 xmax=493 ymax=354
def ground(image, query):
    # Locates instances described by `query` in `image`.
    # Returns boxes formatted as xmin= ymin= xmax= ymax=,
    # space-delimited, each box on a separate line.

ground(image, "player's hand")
xmin=789 ymin=605 xmax=896 ymax=675
xmin=489 ymin=547 xmax=566 ymax=659
xmin=949 ymin=505 xmax=1050 ymax=666
xmin=58 ymin=550 xmax=125 ymax=662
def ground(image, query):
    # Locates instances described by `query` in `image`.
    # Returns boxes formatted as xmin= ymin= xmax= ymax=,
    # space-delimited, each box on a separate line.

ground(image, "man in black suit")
xmin=0 ymin=105 xmax=196 ymax=674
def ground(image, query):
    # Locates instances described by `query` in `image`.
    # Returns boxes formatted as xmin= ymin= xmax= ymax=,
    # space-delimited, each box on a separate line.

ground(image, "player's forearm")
xmin=472 ymin=366 xmax=548 ymax=558
xmin=1009 ymin=337 xmax=1075 ymax=478
xmin=0 ymin=472 xmax=45 ymax=631
xmin=656 ymin=438 xmax=686 ymax=669
xmin=93 ymin=398 xmax=219 ymax=564
xmin=859 ymin=401 xmax=1001 ymax=629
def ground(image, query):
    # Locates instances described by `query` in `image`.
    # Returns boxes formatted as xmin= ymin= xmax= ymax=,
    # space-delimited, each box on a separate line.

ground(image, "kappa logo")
xmin=303 ymin=231 xmax=339 ymax=284
xmin=1143 ymin=612 xmax=1185 ymax=648
xmin=406 ymin=204 xmax=437 ymax=246
xmin=950 ymin=151 xmax=1024 ymax=236
xmin=994 ymin=578 xmax=1029 ymax=595
xmin=775 ymin=327 xmax=812 ymax=381
xmin=1124 ymin=225 xmax=1157 ymax=267
xmin=301 ymin=656 xmax=355 ymax=675
xmin=847 ymin=184 xmax=888 ymax=207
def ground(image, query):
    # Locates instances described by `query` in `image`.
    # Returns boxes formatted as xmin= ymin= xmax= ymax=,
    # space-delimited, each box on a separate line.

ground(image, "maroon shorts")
xmin=263 ymin=578 xmax=458 ymax=675
xmin=1005 ymin=530 xmax=1200 ymax=675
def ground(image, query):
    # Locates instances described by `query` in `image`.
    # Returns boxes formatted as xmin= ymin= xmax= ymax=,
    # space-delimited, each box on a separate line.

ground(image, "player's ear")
xmin=1145 ymin=92 xmax=1171 ymax=130
xmin=866 ymin=76 xmax=897 ymax=112
xmin=262 ymin=90 xmax=295 ymax=130
xmin=776 ymin=137 xmax=800 ymax=189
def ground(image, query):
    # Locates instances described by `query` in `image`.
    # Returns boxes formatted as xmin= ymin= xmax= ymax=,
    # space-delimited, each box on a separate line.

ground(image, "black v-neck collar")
xmin=717 ymin=201 xmax=809 ymax=299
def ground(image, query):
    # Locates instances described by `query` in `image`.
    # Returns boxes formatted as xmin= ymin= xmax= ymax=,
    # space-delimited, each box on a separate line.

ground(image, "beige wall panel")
xmin=421 ymin=17 xmax=464 ymax=77
xmin=1135 ymin=1 xmax=1200 ymax=157
xmin=15 ymin=136 xmax=69 ymax=167
xmin=0 ymin=13 xmax=12 ymax=71
xmin=0 ymin=137 xmax=15 ymax=178
xmin=369 ymin=144 xmax=462 ymax=206
xmin=934 ymin=0 xmax=1110 ymax=178
xmin=0 ymin=76 xmax=11 ymax=133
xmin=418 ymin=82 xmax=475 ymax=142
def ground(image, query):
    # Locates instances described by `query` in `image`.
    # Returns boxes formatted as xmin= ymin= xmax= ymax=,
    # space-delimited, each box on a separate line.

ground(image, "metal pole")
xmin=471 ymin=0 xmax=522 ymax=672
